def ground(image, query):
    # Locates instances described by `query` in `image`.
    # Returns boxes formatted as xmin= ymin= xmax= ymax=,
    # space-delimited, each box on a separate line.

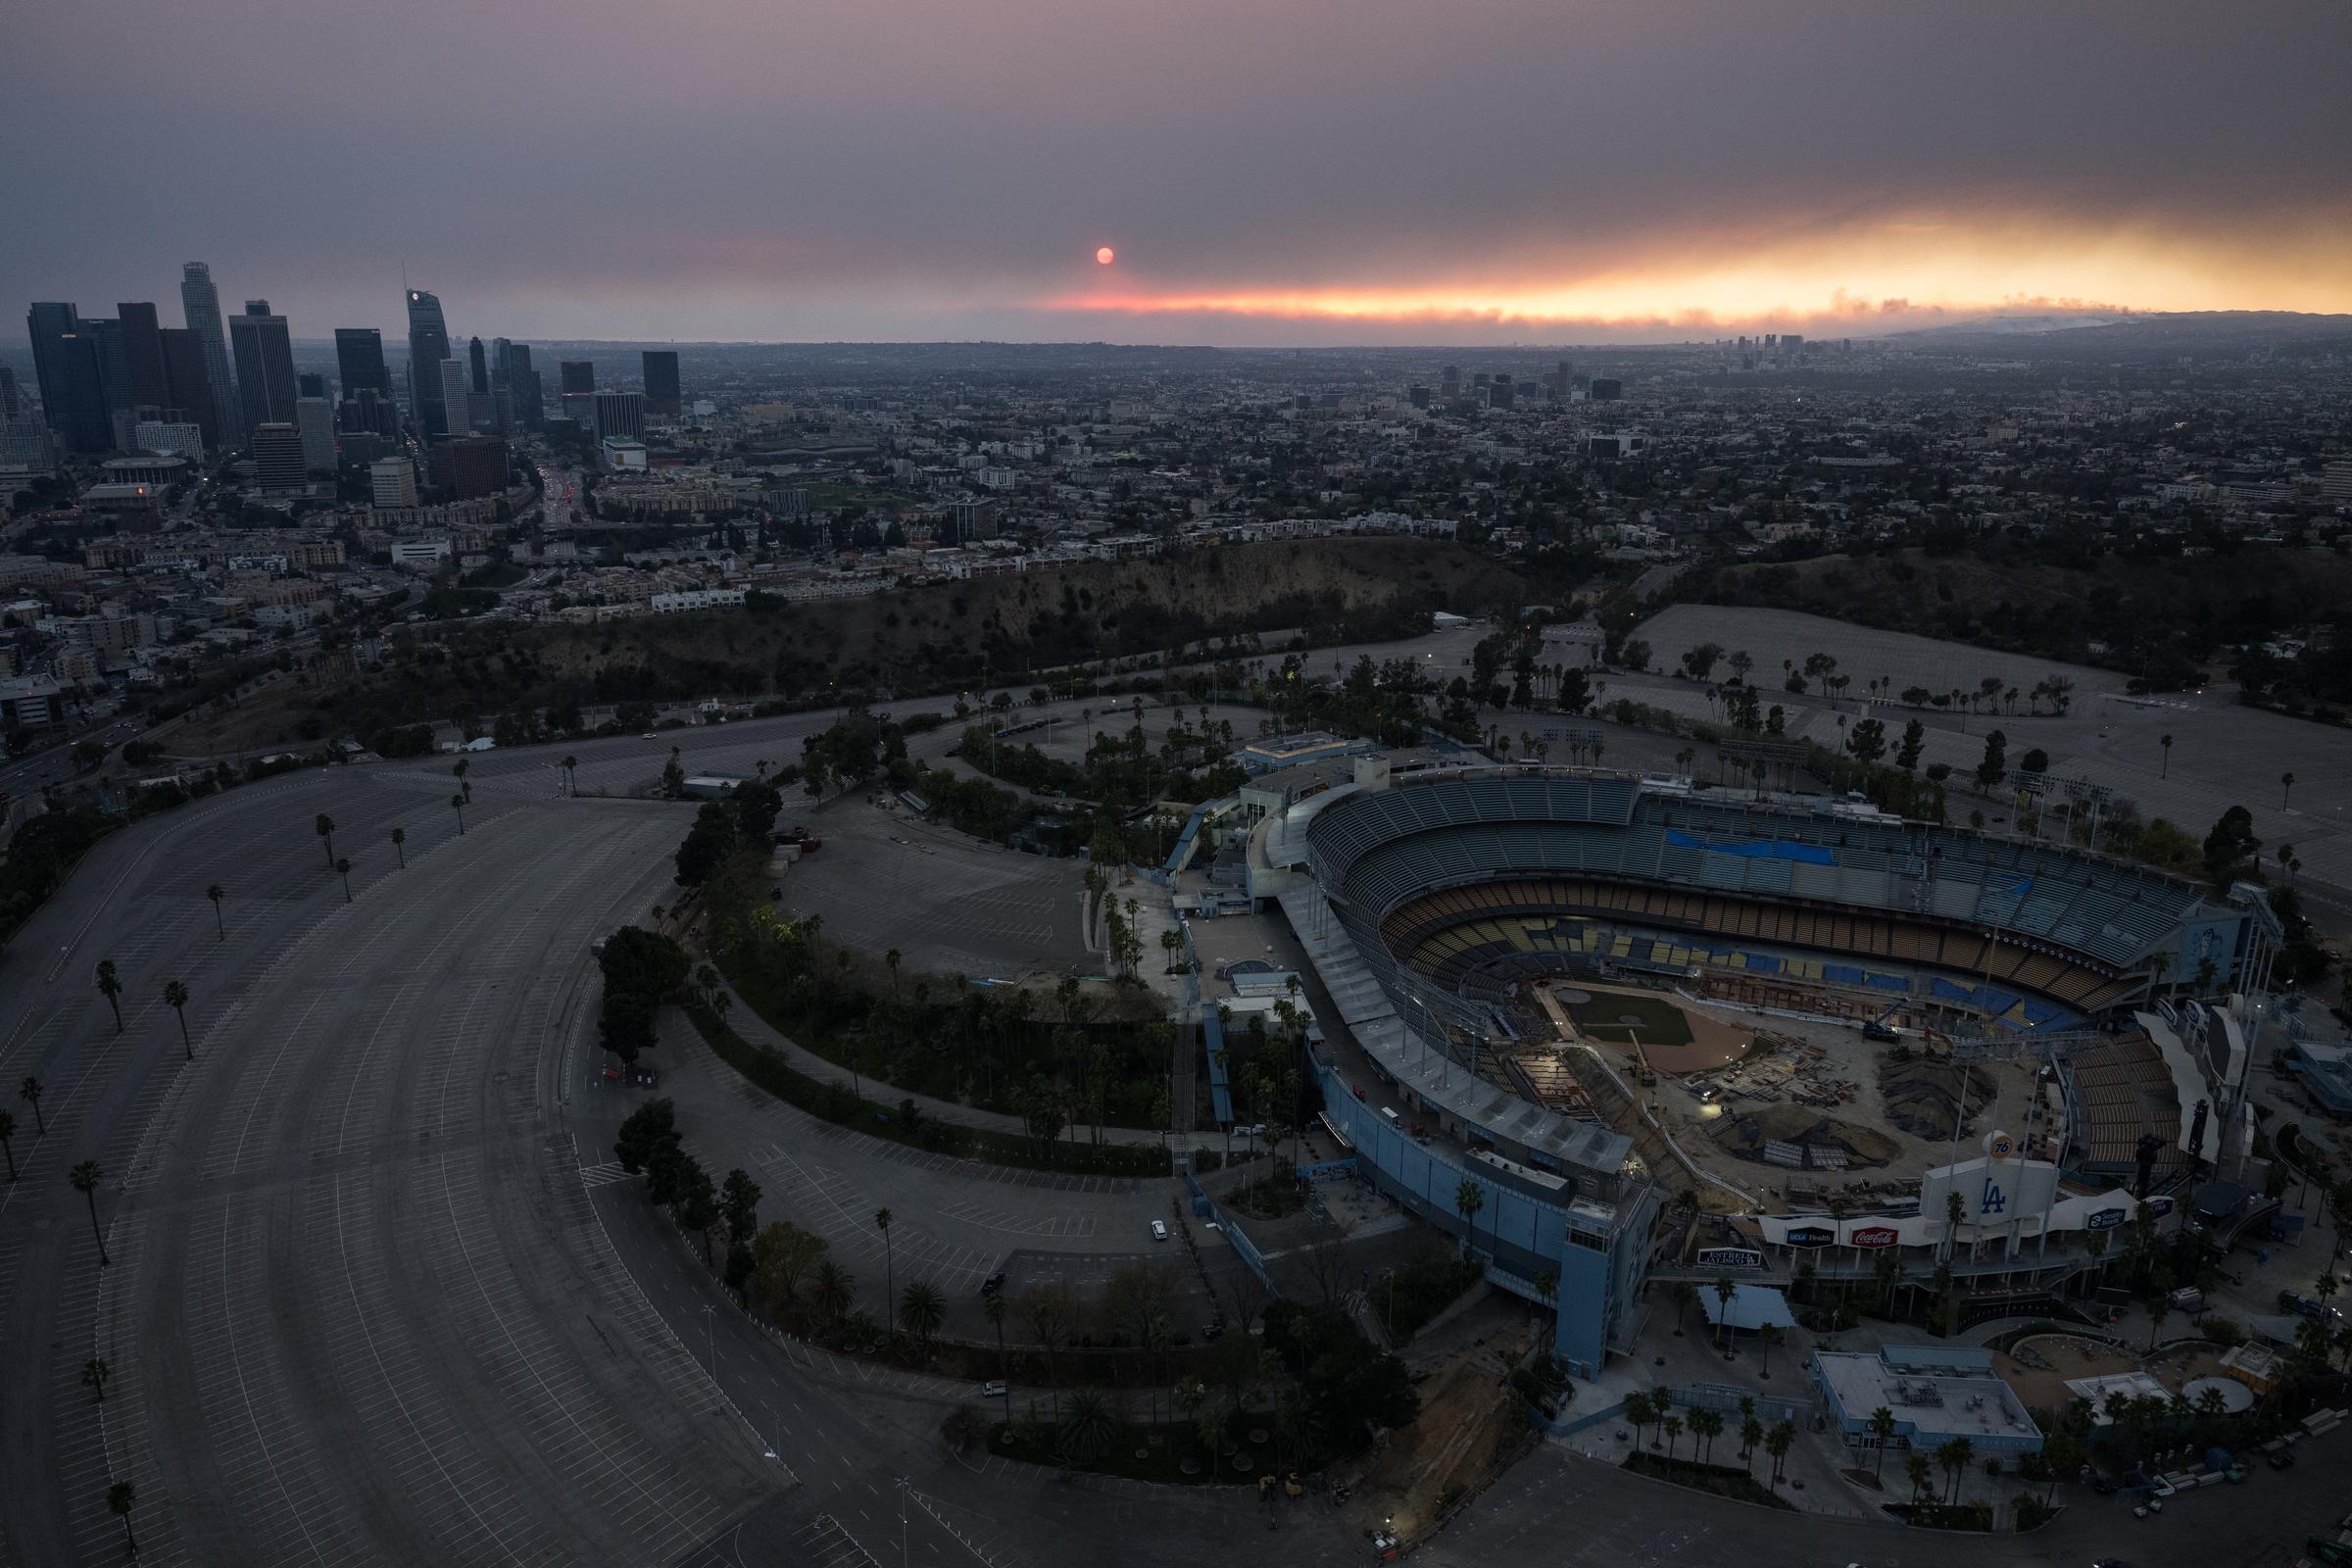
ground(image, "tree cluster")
xmin=597 ymin=926 xmax=690 ymax=1064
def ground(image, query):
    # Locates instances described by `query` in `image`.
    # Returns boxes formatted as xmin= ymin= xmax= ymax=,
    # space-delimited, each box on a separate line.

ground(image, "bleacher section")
xmin=1299 ymin=776 xmax=2230 ymax=1029
xmin=2063 ymin=1033 xmax=2184 ymax=1174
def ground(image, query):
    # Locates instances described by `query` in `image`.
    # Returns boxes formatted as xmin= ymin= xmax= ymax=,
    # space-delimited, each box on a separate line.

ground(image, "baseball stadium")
xmin=1247 ymin=759 xmax=2286 ymax=1375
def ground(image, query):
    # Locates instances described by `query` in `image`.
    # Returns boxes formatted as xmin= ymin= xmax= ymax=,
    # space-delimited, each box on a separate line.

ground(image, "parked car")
xmin=2268 ymin=1448 xmax=2295 ymax=1470
xmin=1150 ymin=1220 xmax=1169 ymax=1242
xmin=979 ymin=1272 xmax=1007 ymax=1297
xmin=979 ymin=1380 xmax=1006 ymax=1398
xmin=1862 ymin=1021 xmax=1899 ymax=1042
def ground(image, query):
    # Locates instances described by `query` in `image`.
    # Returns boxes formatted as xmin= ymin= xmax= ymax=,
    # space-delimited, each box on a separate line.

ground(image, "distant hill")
xmin=171 ymin=537 xmax=1530 ymax=753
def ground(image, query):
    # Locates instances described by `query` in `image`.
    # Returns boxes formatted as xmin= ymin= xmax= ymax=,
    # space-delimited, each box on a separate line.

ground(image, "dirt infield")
xmin=1565 ymin=985 xmax=1752 ymax=1074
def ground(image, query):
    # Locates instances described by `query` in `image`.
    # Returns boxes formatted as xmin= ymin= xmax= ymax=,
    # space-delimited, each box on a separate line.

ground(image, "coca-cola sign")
xmin=1848 ymin=1225 xmax=1898 ymax=1250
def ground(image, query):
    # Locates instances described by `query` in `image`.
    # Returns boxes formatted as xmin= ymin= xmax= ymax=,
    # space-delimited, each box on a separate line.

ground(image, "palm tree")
xmin=0 ymin=1109 xmax=17 ymax=1182
xmin=875 ymin=1208 xmax=896 ymax=1330
xmin=2281 ymin=771 xmax=2296 ymax=808
xmin=107 ymin=1480 xmax=137 ymax=1556
xmin=1058 ymin=1387 xmax=1114 ymax=1464
xmin=1690 ymin=1407 xmax=1723 ymax=1468
xmin=562 ymin=755 xmax=579 ymax=796
xmin=1660 ymin=1413 xmax=1684 ymax=1469
xmin=2159 ymin=733 xmax=2174 ymax=778
xmin=812 ymin=1260 xmax=854 ymax=1326
xmin=20 ymin=1076 xmax=46 ymax=1136
xmin=72 ymin=1159 xmax=109 ymax=1266
xmin=884 ymin=949 xmax=902 ymax=997
xmin=315 ymin=811 xmax=337 ymax=866
xmin=1766 ymin=1419 xmax=1794 ymax=1487
xmin=1740 ymin=1415 xmax=1763 ymax=1476
xmin=453 ymin=758 xmax=471 ymax=801
xmin=207 ymin=881 xmax=226 ymax=939
xmin=1712 ymin=1275 xmax=1736 ymax=1350
xmin=391 ymin=826 xmax=407 ymax=869
xmin=81 ymin=1356 xmax=110 ymax=1402
xmin=1453 ymin=1179 xmax=1486 ymax=1261
xmin=900 ymin=1280 xmax=945 ymax=1346
xmin=1869 ymin=1405 xmax=1897 ymax=1481
xmin=451 ymin=794 xmax=467 ymax=834
xmin=1635 ymin=1389 xmax=1666 ymax=1451
xmin=1904 ymin=1449 xmax=1933 ymax=1503
xmin=334 ymin=858 xmax=353 ymax=903
xmin=94 ymin=959 xmax=123 ymax=1033
xmin=164 ymin=981 xmax=193 ymax=1059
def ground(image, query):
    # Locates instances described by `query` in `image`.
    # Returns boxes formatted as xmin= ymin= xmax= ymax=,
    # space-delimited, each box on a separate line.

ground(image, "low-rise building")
xmin=1813 ymin=1345 xmax=2044 ymax=1458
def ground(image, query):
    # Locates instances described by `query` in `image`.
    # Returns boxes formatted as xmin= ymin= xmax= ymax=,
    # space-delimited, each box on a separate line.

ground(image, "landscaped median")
xmin=681 ymin=996 xmax=1170 ymax=1177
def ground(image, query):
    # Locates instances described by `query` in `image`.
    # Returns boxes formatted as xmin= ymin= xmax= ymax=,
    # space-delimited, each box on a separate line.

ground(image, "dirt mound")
xmin=1876 ymin=1054 xmax=1997 ymax=1142
xmin=1711 ymin=1104 xmax=1901 ymax=1168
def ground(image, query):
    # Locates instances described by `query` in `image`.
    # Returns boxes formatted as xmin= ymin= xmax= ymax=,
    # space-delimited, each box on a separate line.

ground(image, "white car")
xmin=1151 ymin=1220 xmax=1169 ymax=1242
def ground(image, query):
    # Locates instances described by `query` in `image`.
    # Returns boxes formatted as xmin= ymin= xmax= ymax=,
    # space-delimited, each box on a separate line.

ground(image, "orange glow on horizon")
xmin=1038 ymin=220 xmax=2352 ymax=328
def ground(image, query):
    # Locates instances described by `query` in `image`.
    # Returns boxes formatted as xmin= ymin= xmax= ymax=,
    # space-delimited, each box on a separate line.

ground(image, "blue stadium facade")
xmin=1253 ymin=763 xmax=2274 ymax=1377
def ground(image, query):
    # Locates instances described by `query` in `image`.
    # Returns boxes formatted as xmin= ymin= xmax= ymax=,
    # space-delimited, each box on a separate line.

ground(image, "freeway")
xmin=3 ymin=709 xmax=2346 ymax=1567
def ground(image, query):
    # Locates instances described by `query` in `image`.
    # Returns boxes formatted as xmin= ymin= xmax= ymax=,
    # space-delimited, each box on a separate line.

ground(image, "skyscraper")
xmin=0 ymin=364 xmax=20 ymax=419
xmin=334 ymin=327 xmax=393 ymax=399
xmin=26 ymin=303 xmax=112 ymax=453
xmin=158 ymin=327 xmax=222 ymax=449
xmin=249 ymin=422 xmax=308 ymax=491
xmin=117 ymin=303 xmax=171 ymax=411
xmin=560 ymin=360 xmax=595 ymax=395
xmin=295 ymin=396 xmax=338 ymax=473
xmin=180 ymin=263 xmax=242 ymax=446
xmin=641 ymin=350 xmax=681 ymax=416
xmin=229 ymin=302 xmax=298 ymax=430
xmin=495 ymin=341 xmax=543 ymax=429
xmin=406 ymin=288 xmax=452 ymax=437
xmin=437 ymin=359 xmax=472 ymax=436
xmin=297 ymin=373 xmax=327 ymax=400
xmin=467 ymin=336 xmax=489 ymax=395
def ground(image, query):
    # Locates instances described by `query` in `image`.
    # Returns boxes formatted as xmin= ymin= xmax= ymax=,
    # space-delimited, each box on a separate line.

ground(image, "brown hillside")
xmin=172 ymin=538 xmax=1526 ymax=752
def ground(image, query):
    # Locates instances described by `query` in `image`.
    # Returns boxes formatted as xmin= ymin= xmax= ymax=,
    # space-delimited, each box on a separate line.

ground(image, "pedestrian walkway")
xmin=712 ymin=975 xmax=1170 ymax=1149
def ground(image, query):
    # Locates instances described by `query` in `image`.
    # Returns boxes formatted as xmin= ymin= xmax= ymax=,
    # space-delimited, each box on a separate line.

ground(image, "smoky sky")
xmin=7 ymin=0 xmax=2348 ymax=346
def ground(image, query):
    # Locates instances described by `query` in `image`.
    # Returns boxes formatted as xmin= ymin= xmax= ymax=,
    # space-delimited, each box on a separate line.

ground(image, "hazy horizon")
xmin=8 ymin=0 xmax=2348 ymax=348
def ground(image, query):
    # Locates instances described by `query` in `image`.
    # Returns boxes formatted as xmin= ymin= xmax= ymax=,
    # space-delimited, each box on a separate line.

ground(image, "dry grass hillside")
xmin=1696 ymin=545 xmax=2352 ymax=685
xmin=170 ymin=537 xmax=1527 ymax=753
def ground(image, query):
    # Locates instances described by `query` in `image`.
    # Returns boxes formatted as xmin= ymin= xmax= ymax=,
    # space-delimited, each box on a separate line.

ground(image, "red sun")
xmin=1095 ymin=246 xmax=1115 ymax=266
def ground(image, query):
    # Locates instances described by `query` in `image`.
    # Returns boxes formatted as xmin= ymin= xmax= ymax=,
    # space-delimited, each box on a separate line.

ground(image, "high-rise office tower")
xmin=641 ymin=350 xmax=681 ymax=416
xmin=0 ymin=364 xmax=20 ymax=418
xmin=495 ymin=341 xmax=543 ymax=428
xmin=158 ymin=327 xmax=222 ymax=448
xmin=406 ymin=288 xmax=452 ymax=437
xmin=117 ymin=303 xmax=171 ymax=411
xmin=467 ymin=336 xmax=489 ymax=395
xmin=295 ymin=396 xmax=337 ymax=473
xmin=1490 ymin=373 xmax=1515 ymax=411
xmin=85 ymin=317 xmax=131 ymax=444
xmin=589 ymin=390 xmax=644 ymax=441
xmin=179 ymin=263 xmax=242 ymax=446
xmin=428 ymin=435 xmax=509 ymax=500
xmin=249 ymin=422 xmax=308 ymax=491
xmin=560 ymin=360 xmax=595 ymax=395
xmin=334 ymin=327 xmax=392 ymax=399
xmin=297 ymin=372 xmax=326 ymax=399
xmin=340 ymin=388 xmax=398 ymax=439
xmin=1441 ymin=365 xmax=1460 ymax=399
xmin=26 ymin=303 xmax=112 ymax=453
xmin=229 ymin=302 xmax=298 ymax=430
xmin=370 ymin=455 xmax=418 ymax=507
xmin=437 ymin=359 xmax=472 ymax=436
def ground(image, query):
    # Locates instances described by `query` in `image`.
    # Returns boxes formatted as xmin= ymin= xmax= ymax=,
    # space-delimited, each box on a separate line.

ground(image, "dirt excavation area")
xmin=1340 ymin=1342 xmax=1527 ymax=1540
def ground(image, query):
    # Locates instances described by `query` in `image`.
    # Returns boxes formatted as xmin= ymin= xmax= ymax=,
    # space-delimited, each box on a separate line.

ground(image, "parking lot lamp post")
xmin=702 ymin=1302 xmax=716 ymax=1382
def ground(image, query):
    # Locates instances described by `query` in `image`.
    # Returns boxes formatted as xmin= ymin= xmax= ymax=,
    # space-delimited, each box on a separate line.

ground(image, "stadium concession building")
xmin=1250 ymin=761 xmax=2277 ymax=1375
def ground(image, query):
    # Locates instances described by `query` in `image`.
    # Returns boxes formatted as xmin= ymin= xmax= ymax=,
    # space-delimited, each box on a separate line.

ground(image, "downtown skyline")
xmin=7 ymin=0 xmax=2350 ymax=346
